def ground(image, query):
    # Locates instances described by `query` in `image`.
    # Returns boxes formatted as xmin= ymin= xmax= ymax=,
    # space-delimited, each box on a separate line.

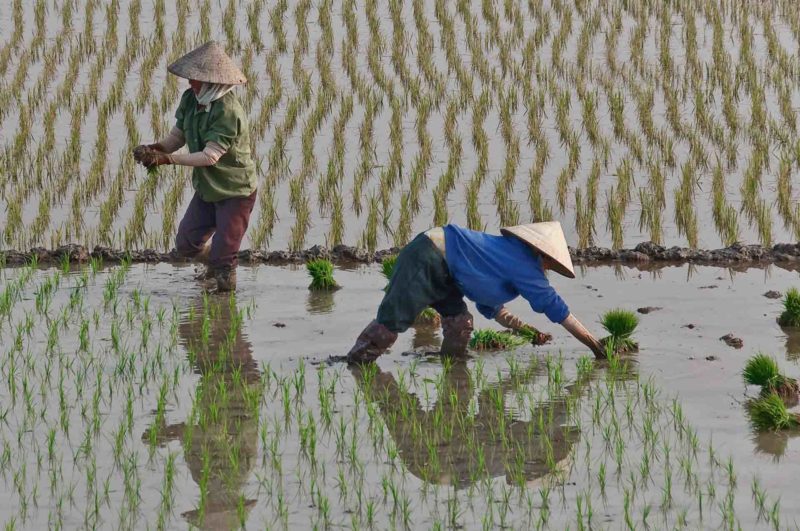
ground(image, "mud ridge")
xmin=1 ymin=241 xmax=800 ymax=271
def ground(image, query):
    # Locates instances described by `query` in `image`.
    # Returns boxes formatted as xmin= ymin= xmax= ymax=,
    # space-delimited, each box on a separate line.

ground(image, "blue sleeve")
xmin=513 ymin=270 xmax=570 ymax=323
xmin=475 ymin=303 xmax=501 ymax=320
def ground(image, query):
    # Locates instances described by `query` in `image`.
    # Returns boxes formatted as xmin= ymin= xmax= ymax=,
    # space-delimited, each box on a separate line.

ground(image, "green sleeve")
xmin=174 ymin=89 xmax=192 ymax=131
xmin=203 ymin=99 xmax=241 ymax=151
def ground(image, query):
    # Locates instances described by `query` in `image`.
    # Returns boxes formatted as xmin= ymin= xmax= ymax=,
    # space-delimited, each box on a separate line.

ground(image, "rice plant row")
xmin=3 ymin=0 xmax=800 ymax=253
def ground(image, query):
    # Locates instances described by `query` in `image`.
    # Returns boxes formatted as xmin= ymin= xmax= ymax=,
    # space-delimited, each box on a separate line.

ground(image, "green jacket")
xmin=175 ymin=89 xmax=257 ymax=202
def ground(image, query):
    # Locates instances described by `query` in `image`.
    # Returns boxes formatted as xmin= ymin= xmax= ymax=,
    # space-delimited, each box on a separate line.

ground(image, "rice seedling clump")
xmin=600 ymin=308 xmax=639 ymax=352
xmin=778 ymin=287 xmax=800 ymax=327
xmin=306 ymin=259 xmax=340 ymax=291
xmin=743 ymin=353 xmax=799 ymax=403
xmin=469 ymin=329 xmax=526 ymax=351
xmin=748 ymin=393 xmax=800 ymax=432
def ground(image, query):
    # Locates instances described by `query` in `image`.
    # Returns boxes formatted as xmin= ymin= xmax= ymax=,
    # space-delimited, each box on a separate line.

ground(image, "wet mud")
xmin=5 ymin=240 xmax=800 ymax=271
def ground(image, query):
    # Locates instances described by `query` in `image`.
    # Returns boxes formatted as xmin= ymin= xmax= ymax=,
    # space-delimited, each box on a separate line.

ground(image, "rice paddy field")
xmin=2 ymin=0 xmax=800 ymax=251
xmin=4 ymin=0 xmax=800 ymax=529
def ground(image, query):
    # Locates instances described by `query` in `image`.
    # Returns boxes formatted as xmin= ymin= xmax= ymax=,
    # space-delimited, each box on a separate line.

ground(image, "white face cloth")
xmin=195 ymin=82 xmax=235 ymax=110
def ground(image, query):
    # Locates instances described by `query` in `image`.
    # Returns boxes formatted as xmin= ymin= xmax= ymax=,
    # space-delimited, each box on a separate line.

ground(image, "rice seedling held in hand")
xmin=469 ymin=329 xmax=525 ymax=351
xmin=743 ymin=353 xmax=799 ymax=404
xmin=778 ymin=288 xmax=800 ymax=328
xmin=306 ymin=259 xmax=340 ymax=291
xmin=748 ymin=393 xmax=800 ymax=432
xmin=600 ymin=309 xmax=639 ymax=353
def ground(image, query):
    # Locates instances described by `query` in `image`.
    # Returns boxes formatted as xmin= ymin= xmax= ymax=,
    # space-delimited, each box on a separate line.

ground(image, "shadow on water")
xmin=350 ymin=354 xmax=633 ymax=490
xmin=306 ymin=289 xmax=336 ymax=314
xmin=143 ymin=293 xmax=261 ymax=530
xmin=411 ymin=323 xmax=442 ymax=351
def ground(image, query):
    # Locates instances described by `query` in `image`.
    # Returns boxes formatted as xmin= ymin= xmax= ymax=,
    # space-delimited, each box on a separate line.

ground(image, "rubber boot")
xmin=440 ymin=311 xmax=474 ymax=357
xmin=215 ymin=266 xmax=237 ymax=293
xmin=346 ymin=320 xmax=399 ymax=363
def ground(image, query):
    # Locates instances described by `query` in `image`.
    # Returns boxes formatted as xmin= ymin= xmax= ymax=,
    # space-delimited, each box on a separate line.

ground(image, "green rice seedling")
xmin=306 ymin=259 xmax=339 ymax=291
xmin=778 ymin=288 xmax=800 ymax=328
xmin=743 ymin=353 xmax=799 ymax=402
xmin=381 ymin=255 xmax=397 ymax=284
xmin=469 ymin=329 xmax=525 ymax=351
xmin=600 ymin=309 xmax=639 ymax=353
xmin=748 ymin=393 xmax=800 ymax=431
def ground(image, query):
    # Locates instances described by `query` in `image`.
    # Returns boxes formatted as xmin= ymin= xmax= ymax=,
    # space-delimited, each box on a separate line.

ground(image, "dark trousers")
xmin=377 ymin=233 xmax=468 ymax=333
xmin=175 ymin=191 xmax=257 ymax=270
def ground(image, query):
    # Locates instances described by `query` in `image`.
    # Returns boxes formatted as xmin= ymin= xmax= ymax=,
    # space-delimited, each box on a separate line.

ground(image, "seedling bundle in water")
xmin=306 ymin=259 xmax=339 ymax=291
xmin=380 ymin=255 xmax=398 ymax=287
xmin=600 ymin=308 xmax=639 ymax=353
xmin=778 ymin=287 xmax=800 ymax=327
xmin=743 ymin=353 xmax=799 ymax=403
xmin=469 ymin=329 xmax=526 ymax=351
xmin=748 ymin=393 xmax=800 ymax=432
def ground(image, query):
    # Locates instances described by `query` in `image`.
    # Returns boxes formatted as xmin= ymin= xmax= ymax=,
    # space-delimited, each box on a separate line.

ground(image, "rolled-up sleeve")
xmin=513 ymin=273 xmax=570 ymax=323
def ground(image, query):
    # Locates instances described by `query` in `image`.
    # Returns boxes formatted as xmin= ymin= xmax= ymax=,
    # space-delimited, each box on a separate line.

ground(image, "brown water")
xmin=0 ymin=262 xmax=799 ymax=529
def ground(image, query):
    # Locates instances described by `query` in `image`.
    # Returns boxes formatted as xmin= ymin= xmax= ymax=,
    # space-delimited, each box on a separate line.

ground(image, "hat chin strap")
xmin=196 ymin=82 xmax=235 ymax=108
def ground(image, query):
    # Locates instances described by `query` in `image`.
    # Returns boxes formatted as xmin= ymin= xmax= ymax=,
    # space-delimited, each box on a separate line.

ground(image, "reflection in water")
xmin=783 ymin=326 xmax=800 ymax=361
xmin=306 ymin=289 xmax=336 ymax=314
xmin=145 ymin=294 xmax=261 ymax=530
xmin=752 ymin=429 xmax=800 ymax=461
xmin=352 ymin=358 xmax=597 ymax=490
xmin=411 ymin=324 xmax=442 ymax=351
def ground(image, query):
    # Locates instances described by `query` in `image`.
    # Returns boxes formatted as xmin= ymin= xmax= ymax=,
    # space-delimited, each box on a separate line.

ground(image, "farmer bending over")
xmin=133 ymin=41 xmax=256 ymax=292
xmin=346 ymin=222 xmax=606 ymax=362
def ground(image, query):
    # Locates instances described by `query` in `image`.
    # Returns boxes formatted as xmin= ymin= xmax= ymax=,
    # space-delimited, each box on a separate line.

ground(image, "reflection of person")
xmin=133 ymin=41 xmax=256 ymax=292
xmin=351 ymin=359 xmax=589 ymax=489
xmin=346 ymin=222 xmax=606 ymax=362
xmin=144 ymin=294 xmax=261 ymax=530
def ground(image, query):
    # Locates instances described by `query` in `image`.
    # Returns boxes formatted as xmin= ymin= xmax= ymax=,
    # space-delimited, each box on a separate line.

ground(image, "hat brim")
xmin=501 ymin=228 xmax=576 ymax=279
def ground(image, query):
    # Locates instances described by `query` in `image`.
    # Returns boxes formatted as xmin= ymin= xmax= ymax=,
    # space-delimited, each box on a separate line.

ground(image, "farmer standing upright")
xmin=346 ymin=222 xmax=607 ymax=362
xmin=133 ymin=41 xmax=256 ymax=292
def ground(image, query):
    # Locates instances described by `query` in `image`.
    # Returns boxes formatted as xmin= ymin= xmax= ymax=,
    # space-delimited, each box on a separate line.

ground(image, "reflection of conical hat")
xmin=501 ymin=222 xmax=575 ymax=278
xmin=168 ymin=41 xmax=247 ymax=85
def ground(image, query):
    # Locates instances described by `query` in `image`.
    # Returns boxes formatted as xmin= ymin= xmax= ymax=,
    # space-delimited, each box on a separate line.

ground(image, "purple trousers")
xmin=175 ymin=191 xmax=257 ymax=270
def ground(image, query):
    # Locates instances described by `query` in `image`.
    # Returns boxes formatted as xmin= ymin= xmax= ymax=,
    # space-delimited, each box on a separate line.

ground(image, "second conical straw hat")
xmin=500 ymin=221 xmax=575 ymax=278
xmin=167 ymin=41 xmax=247 ymax=85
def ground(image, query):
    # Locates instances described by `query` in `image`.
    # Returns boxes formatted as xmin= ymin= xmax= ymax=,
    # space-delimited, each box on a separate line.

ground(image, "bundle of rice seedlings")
xmin=600 ymin=308 xmax=639 ymax=353
xmin=469 ymin=329 xmax=525 ymax=351
xmin=415 ymin=307 xmax=441 ymax=326
xmin=778 ymin=287 xmax=800 ymax=327
xmin=306 ymin=259 xmax=339 ymax=291
xmin=381 ymin=255 xmax=397 ymax=283
xmin=513 ymin=326 xmax=547 ymax=345
xmin=748 ymin=393 xmax=800 ymax=432
xmin=743 ymin=353 xmax=799 ymax=403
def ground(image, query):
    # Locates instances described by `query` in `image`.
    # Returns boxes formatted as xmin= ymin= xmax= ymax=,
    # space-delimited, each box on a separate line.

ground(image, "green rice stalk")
xmin=601 ymin=308 xmax=639 ymax=351
xmin=748 ymin=393 xmax=799 ymax=431
xmin=306 ymin=259 xmax=339 ymax=291
xmin=778 ymin=287 xmax=800 ymax=327
xmin=469 ymin=329 xmax=525 ymax=351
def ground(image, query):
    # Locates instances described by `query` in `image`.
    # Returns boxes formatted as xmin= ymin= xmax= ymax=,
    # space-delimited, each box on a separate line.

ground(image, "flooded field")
xmin=2 ymin=0 xmax=800 ymax=252
xmin=0 ymin=261 xmax=799 ymax=529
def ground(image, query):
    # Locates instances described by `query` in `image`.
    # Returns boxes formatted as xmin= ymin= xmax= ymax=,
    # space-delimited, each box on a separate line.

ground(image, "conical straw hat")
xmin=167 ymin=41 xmax=247 ymax=85
xmin=500 ymin=222 xmax=575 ymax=278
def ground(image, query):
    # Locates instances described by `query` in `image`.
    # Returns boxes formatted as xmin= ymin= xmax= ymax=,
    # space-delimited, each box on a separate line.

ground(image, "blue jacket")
xmin=443 ymin=225 xmax=570 ymax=323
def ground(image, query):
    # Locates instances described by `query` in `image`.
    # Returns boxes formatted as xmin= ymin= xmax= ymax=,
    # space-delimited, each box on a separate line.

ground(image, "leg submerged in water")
xmin=440 ymin=311 xmax=474 ymax=357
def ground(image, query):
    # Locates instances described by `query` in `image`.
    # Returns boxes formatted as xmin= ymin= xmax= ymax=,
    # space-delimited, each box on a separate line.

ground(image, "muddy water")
xmin=1 ymin=262 xmax=800 ymax=529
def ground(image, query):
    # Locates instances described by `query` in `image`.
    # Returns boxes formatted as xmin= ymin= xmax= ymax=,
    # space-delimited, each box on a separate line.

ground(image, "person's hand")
xmin=139 ymin=149 xmax=173 ymax=168
xmin=591 ymin=340 xmax=607 ymax=359
xmin=132 ymin=144 xmax=149 ymax=163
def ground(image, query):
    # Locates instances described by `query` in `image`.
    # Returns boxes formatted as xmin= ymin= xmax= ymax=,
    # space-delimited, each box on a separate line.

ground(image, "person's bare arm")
xmin=494 ymin=307 xmax=552 ymax=344
xmin=560 ymin=313 xmax=606 ymax=359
